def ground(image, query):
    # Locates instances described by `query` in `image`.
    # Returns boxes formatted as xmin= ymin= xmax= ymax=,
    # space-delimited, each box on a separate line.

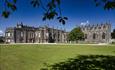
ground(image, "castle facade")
xmin=81 ymin=23 xmax=111 ymax=43
xmin=5 ymin=23 xmax=111 ymax=43
xmin=5 ymin=23 xmax=68 ymax=43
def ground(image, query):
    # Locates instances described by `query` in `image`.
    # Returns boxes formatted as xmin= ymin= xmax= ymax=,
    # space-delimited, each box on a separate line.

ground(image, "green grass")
xmin=0 ymin=44 xmax=115 ymax=70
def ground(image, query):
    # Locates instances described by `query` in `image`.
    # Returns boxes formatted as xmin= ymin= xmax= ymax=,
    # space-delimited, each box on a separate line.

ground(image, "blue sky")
xmin=0 ymin=0 xmax=115 ymax=35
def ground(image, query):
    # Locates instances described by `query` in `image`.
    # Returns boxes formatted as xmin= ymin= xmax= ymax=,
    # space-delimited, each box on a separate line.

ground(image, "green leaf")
xmin=2 ymin=11 xmax=10 ymax=18
xmin=7 ymin=2 xmax=17 ymax=11
xmin=68 ymin=27 xmax=84 ymax=41
xmin=13 ymin=0 xmax=17 ymax=3
xmin=62 ymin=19 xmax=65 ymax=25
xmin=42 ymin=16 xmax=46 ymax=21
xmin=104 ymin=1 xmax=115 ymax=10
xmin=31 ymin=0 xmax=40 ymax=8
xmin=63 ymin=17 xmax=68 ymax=20
xmin=7 ymin=2 xmax=13 ymax=8
xmin=47 ymin=2 xmax=56 ymax=10
xmin=11 ymin=5 xmax=17 ymax=11
xmin=59 ymin=18 xmax=62 ymax=22
xmin=56 ymin=0 xmax=60 ymax=5
xmin=57 ymin=17 xmax=61 ymax=19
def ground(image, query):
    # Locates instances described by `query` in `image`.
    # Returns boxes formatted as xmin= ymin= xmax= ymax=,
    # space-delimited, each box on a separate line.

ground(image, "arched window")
xmin=98 ymin=27 xmax=101 ymax=29
xmin=20 ymin=32 xmax=23 ymax=37
xmin=103 ymin=25 xmax=106 ymax=29
xmin=102 ymin=33 xmax=105 ymax=39
xmin=93 ymin=33 xmax=96 ymax=39
xmin=85 ymin=34 xmax=87 ymax=39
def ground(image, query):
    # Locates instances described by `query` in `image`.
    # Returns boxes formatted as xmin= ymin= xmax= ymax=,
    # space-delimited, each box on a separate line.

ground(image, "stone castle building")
xmin=80 ymin=23 xmax=111 ymax=43
xmin=5 ymin=23 xmax=68 ymax=43
xmin=5 ymin=23 xmax=111 ymax=43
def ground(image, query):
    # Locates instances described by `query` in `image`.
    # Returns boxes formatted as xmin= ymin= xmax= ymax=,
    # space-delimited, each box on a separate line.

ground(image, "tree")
xmin=0 ymin=36 xmax=5 ymax=43
xmin=68 ymin=27 xmax=84 ymax=42
xmin=94 ymin=0 xmax=115 ymax=10
xmin=111 ymin=29 xmax=115 ymax=39
xmin=1 ymin=0 xmax=68 ymax=25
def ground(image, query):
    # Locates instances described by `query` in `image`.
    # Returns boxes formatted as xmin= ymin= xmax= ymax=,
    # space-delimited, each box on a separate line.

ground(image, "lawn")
xmin=0 ymin=44 xmax=115 ymax=70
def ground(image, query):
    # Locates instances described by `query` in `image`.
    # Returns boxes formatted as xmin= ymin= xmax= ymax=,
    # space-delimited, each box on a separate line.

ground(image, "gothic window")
xmin=58 ymin=32 xmax=60 ymax=38
xmin=11 ymin=33 xmax=13 ymax=37
xmin=32 ymin=33 xmax=34 ymax=38
xmin=98 ymin=27 xmax=101 ymax=29
xmin=38 ymin=33 xmax=41 ymax=37
xmin=82 ymin=28 xmax=85 ymax=31
xmin=21 ymin=32 xmax=23 ymax=37
xmin=7 ymin=32 xmax=10 ymax=37
xmin=94 ymin=27 xmax=96 ymax=29
xmin=35 ymin=32 xmax=38 ymax=37
xmin=63 ymin=34 xmax=65 ymax=38
xmin=7 ymin=39 xmax=11 ymax=42
xmin=102 ymin=33 xmax=105 ymax=39
xmin=103 ymin=25 xmax=106 ymax=29
xmin=90 ymin=27 xmax=92 ymax=30
xmin=46 ymin=33 xmax=49 ymax=37
xmin=30 ymin=33 xmax=34 ymax=38
xmin=53 ymin=33 xmax=56 ymax=38
xmin=93 ymin=33 xmax=96 ymax=39
xmin=85 ymin=34 xmax=87 ymax=39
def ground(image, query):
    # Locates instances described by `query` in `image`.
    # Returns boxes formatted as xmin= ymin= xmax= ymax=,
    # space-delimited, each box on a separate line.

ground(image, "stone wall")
xmin=81 ymin=23 xmax=111 ymax=43
xmin=5 ymin=23 xmax=68 ymax=43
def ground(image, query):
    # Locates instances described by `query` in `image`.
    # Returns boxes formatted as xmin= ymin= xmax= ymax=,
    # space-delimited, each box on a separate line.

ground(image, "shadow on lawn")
xmin=113 ymin=51 xmax=115 ymax=53
xmin=41 ymin=55 xmax=115 ymax=70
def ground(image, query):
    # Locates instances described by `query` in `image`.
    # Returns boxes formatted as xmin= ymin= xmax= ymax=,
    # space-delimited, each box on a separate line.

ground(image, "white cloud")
xmin=80 ymin=20 xmax=89 ymax=26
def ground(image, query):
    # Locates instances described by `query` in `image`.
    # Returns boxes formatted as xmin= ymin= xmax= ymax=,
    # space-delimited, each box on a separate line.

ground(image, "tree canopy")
xmin=94 ymin=0 xmax=115 ymax=10
xmin=1 ymin=0 xmax=68 ymax=25
xmin=68 ymin=27 xmax=84 ymax=42
xmin=111 ymin=29 xmax=115 ymax=39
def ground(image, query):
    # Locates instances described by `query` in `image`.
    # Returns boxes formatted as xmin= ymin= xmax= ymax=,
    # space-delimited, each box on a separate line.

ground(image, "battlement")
xmin=81 ymin=23 xmax=111 ymax=31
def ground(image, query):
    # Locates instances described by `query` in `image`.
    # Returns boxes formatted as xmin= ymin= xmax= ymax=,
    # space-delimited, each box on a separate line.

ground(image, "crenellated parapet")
xmin=81 ymin=23 xmax=111 ymax=32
